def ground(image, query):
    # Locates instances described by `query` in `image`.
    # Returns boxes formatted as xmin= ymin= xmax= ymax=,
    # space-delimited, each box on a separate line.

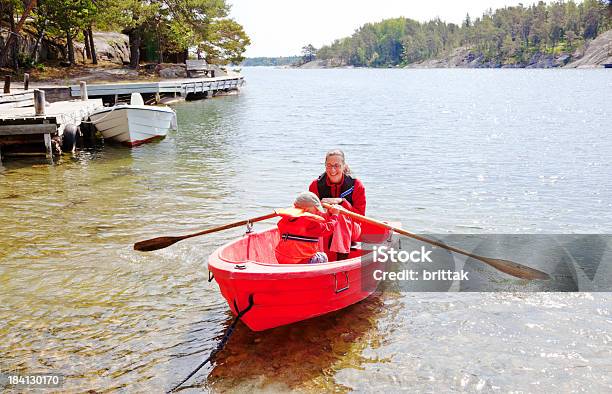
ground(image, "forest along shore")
xmin=288 ymin=1 xmax=612 ymax=69
xmin=407 ymin=29 xmax=612 ymax=68
xmin=297 ymin=28 xmax=611 ymax=69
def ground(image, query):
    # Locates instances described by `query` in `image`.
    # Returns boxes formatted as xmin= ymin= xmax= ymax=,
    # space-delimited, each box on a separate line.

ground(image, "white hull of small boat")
xmin=90 ymin=103 xmax=176 ymax=147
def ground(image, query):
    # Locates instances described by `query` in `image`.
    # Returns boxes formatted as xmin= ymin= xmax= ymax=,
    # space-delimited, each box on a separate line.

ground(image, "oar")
xmin=323 ymin=203 xmax=550 ymax=280
xmin=134 ymin=212 xmax=277 ymax=252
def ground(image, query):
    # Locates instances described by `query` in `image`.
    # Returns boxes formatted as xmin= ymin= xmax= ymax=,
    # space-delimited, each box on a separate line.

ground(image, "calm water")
xmin=1 ymin=68 xmax=611 ymax=392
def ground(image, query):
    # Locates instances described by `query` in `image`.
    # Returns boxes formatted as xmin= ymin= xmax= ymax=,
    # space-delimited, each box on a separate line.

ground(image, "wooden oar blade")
xmin=480 ymin=257 xmax=550 ymax=280
xmin=134 ymin=236 xmax=183 ymax=252
xmin=133 ymin=212 xmax=278 ymax=253
xmin=327 ymin=204 xmax=551 ymax=282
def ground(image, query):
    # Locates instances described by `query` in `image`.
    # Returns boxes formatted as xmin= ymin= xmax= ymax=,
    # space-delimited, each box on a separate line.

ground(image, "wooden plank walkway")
xmin=0 ymin=90 xmax=34 ymax=110
xmin=68 ymin=75 xmax=245 ymax=98
xmin=0 ymin=99 xmax=103 ymax=129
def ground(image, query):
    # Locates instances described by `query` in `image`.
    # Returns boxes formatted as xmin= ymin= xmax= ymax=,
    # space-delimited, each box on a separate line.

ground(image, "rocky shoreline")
xmin=408 ymin=30 xmax=611 ymax=69
xmin=298 ymin=30 xmax=611 ymax=70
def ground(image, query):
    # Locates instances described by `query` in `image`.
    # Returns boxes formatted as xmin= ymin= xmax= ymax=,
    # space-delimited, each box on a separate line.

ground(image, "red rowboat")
xmin=208 ymin=222 xmax=397 ymax=331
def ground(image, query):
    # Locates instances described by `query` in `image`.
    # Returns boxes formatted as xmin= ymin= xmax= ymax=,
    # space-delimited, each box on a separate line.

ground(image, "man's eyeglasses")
xmin=325 ymin=163 xmax=342 ymax=170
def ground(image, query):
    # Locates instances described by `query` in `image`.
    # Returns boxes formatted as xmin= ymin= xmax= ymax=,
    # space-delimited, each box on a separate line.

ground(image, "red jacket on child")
xmin=274 ymin=208 xmax=338 ymax=264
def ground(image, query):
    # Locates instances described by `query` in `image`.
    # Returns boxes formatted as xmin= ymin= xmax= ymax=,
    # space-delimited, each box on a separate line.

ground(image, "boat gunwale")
xmin=207 ymin=227 xmax=387 ymax=279
xmin=90 ymin=105 xmax=176 ymax=116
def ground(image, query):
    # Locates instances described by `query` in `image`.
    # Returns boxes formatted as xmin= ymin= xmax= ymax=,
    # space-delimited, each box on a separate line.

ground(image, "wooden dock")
xmin=0 ymin=95 xmax=102 ymax=162
xmin=0 ymin=99 xmax=102 ymax=130
xmin=1 ymin=73 xmax=246 ymax=163
xmin=68 ymin=75 xmax=245 ymax=100
xmin=0 ymin=89 xmax=35 ymax=110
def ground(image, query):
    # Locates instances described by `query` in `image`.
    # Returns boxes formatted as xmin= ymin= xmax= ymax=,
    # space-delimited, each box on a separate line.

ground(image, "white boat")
xmin=90 ymin=93 xmax=177 ymax=147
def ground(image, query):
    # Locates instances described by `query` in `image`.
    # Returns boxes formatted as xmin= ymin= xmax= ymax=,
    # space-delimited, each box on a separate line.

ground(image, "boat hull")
xmin=90 ymin=105 xmax=176 ymax=147
xmin=208 ymin=224 xmax=396 ymax=331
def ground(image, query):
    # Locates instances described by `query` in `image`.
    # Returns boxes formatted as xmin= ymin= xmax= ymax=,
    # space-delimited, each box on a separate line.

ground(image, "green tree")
xmin=93 ymin=0 xmax=247 ymax=67
xmin=0 ymin=0 xmax=37 ymax=69
xmin=199 ymin=19 xmax=250 ymax=64
xmin=502 ymin=35 xmax=519 ymax=60
xmin=580 ymin=0 xmax=605 ymax=39
xmin=297 ymin=0 xmax=611 ymax=68
xmin=94 ymin=0 xmax=161 ymax=68
xmin=549 ymin=1 xmax=565 ymax=51
xmin=301 ymin=43 xmax=316 ymax=63
xmin=565 ymin=30 xmax=577 ymax=50
xmin=34 ymin=0 xmax=98 ymax=65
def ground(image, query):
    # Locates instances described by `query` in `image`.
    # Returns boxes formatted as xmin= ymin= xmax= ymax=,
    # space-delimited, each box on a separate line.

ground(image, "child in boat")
xmin=275 ymin=191 xmax=340 ymax=264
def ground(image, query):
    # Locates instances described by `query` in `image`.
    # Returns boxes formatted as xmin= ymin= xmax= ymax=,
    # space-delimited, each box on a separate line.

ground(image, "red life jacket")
xmin=316 ymin=173 xmax=356 ymax=205
xmin=274 ymin=208 xmax=324 ymax=264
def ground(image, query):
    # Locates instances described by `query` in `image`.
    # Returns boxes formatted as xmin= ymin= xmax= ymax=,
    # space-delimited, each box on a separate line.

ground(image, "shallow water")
xmin=0 ymin=68 xmax=611 ymax=392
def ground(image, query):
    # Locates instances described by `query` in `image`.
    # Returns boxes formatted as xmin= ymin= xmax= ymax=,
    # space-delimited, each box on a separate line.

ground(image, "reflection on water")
xmin=1 ymin=68 xmax=611 ymax=392
xmin=201 ymin=293 xmax=391 ymax=392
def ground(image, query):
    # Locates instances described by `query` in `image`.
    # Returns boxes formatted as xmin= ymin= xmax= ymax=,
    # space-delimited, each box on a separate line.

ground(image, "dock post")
xmin=3 ymin=75 xmax=10 ymax=94
xmin=34 ymin=89 xmax=46 ymax=116
xmin=155 ymin=91 xmax=161 ymax=104
xmin=80 ymin=81 xmax=88 ymax=101
xmin=24 ymin=73 xmax=29 ymax=90
xmin=43 ymin=133 xmax=53 ymax=162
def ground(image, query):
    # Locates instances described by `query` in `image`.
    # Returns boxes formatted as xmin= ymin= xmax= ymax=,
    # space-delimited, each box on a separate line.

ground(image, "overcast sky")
xmin=228 ymin=0 xmax=539 ymax=57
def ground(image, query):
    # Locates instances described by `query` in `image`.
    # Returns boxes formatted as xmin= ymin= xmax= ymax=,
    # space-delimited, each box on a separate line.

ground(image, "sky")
xmin=228 ymin=0 xmax=540 ymax=57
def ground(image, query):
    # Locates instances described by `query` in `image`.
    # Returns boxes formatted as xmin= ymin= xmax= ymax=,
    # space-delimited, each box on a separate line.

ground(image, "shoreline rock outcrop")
xmin=565 ymin=30 xmax=612 ymax=68
xmin=298 ymin=29 xmax=611 ymax=69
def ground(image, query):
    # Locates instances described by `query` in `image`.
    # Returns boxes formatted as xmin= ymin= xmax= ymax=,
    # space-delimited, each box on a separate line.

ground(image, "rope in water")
xmin=167 ymin=294 xmax=255 ymax=393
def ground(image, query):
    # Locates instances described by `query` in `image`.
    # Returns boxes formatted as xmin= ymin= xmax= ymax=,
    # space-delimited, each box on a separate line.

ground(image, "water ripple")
xmin=1 ymin=68 xmax=610 ymax=391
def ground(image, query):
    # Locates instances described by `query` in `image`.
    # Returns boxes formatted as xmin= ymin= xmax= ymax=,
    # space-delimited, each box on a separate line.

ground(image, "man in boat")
xmin=308 ymin=149 xmax=365 ymax=260
xmin=275 ymin=192 xmax=341 ymax=264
